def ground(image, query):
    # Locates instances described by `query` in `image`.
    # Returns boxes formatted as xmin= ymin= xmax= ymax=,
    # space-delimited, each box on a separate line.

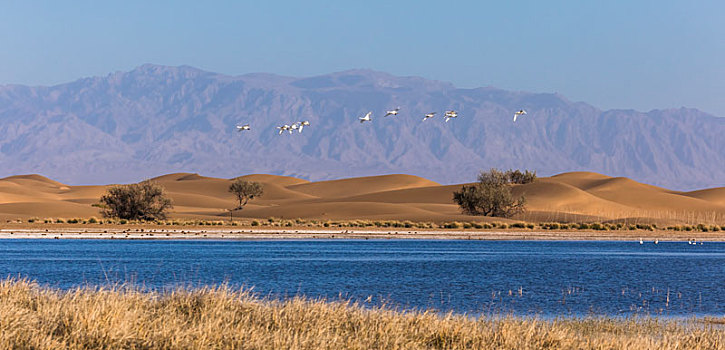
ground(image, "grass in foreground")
xmin=0 ymin=279 xmax=723 ymax=349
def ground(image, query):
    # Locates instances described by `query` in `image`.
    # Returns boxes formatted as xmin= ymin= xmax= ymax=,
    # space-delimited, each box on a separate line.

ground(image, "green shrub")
xmin=578 ymin=223 xmax=590 ymax=230
xmin=453 ymin=169 xmax=526 ymax=218
xmin=100 ymin=181 xmax=172 ymax=221
xmin=87 ymin=217 xmax=98 ymax=224
xmin=443 ymin=222 xmax=461 ymax=229
xmin=510 ymin=222 xmax=526 ymax=229
xmin=119 ymin=219 xmax=128 ymax=225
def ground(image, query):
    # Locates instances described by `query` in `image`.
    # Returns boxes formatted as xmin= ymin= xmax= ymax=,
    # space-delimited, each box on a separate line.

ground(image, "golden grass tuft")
xmin=0 ymin=278 xmax=723 ymax=349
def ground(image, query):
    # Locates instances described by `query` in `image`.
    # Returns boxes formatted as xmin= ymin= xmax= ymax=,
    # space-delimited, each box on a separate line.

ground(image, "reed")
xmin=0 ymin=278 xmax=722 ymax=349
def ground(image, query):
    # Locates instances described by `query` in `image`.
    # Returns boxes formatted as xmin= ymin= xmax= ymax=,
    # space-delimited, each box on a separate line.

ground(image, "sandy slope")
xmin=0 ymin=172 xmax=723 ymax=224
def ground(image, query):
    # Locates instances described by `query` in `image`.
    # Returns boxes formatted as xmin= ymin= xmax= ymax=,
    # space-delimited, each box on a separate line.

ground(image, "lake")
xmin=0 ymin=239 xmax=722 ymax=317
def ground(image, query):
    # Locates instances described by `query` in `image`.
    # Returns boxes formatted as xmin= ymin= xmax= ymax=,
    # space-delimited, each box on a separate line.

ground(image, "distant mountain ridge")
xmin=0 ymin=64 xmax=722 ymax=190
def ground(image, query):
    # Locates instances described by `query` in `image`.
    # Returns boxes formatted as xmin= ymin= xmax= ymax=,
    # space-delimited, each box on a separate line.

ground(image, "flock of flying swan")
xmin=363 ymin=108 xmax=459 ymax=123
xmin=273 ymin=120 xmax=312 ymax=134
xmin=235 ymin=108 xmax=528 ymax=132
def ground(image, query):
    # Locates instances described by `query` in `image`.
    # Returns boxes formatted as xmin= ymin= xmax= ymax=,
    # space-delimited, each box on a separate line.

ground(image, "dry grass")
xmin=524 ymin=207 xmax=725 ymax=226
xmin=0 ymin=279 xmax=723 ymax=349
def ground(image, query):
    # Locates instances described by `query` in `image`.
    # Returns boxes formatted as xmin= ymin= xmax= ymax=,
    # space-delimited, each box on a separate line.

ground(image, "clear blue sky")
xmin=1 ymin=0 xmax=724 ymax=116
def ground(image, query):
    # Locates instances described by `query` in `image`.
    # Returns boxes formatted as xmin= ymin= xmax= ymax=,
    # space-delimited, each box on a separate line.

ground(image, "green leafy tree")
xmin=99 ymin=181 xmax=173 ymax=221
xmin=453 ymin=169 xmax=527 ymax=217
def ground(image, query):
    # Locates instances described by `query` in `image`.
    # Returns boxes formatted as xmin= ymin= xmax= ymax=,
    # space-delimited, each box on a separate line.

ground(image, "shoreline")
xmin=1 ymin=226 xmax=724 ymax=241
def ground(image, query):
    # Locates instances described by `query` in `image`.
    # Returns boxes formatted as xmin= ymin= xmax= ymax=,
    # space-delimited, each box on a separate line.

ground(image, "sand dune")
xmin=287 ymin=174 xmax=439 ymax=199
xmin=236 ymin=174 xmax=310 ymax=187
xmin=0 ymin=171 xmax=723 ymax=224
xmin=682 ymin=187 xmax=725 ymax=206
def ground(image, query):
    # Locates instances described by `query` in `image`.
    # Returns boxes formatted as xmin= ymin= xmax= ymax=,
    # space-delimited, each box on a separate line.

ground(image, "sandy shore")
xmin=1 ymin=226 xmax=724 ymax=241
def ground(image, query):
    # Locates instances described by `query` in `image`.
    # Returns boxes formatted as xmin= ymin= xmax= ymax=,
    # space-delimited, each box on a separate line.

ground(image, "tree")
xmin=228 ymin=179 xmax=263 ymax=211
xmin=452 ymin=168 xmax=527 ymax=217
xmin=506 ymin=169 xmax=537 ymax=184
xmin=99 ymin=180 xmax=173 ymax=220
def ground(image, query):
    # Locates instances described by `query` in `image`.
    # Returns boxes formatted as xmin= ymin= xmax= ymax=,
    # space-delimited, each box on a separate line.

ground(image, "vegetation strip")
xmin=0 ymin=279 xmax=723 ymax=349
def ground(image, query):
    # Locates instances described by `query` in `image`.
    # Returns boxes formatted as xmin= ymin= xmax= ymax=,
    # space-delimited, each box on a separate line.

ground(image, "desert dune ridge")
xmin=0 ymin=171 xmax=723 ymax=227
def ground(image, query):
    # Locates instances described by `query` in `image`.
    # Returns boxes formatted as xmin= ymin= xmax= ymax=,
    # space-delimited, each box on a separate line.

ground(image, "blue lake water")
xmin=0 ymin=239 xmax=723 ymax=317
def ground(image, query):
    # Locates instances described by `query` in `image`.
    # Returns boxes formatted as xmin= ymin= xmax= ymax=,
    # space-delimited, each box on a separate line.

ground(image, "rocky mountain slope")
xmin=0 ymin=64 xmax=722 ymax=189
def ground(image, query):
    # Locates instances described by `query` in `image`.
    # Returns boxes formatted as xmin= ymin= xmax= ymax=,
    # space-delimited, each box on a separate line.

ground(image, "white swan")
xmin=513 ymin=109 xmax=527 ymax=122
xmin=384 ymin=107 xmax=400 ymax=117
xmin=422 ymin=112 xmax=436 ymax=121
xmin=297 ymin=120 xmax=310 ymax=133
xmin=444 ymin=110 xmax=458 ymax=122
xmin=276 ymin=125 xmax=290 ymax=134
xmin=359 ymin=112 xmax=372 ymax=123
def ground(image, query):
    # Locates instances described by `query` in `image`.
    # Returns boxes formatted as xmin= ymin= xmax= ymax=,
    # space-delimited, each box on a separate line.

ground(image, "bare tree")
xmin=228 ymin=179 xmax=263 ymax=219
xmin=453 ymin=169 xmax=527 ymax=217
xmin=99 ymin=180 xmax=173 ymax=221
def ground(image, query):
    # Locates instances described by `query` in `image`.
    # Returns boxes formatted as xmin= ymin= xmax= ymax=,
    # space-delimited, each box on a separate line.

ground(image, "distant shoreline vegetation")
xmin=0 ymin=278 xmax=721 ymax=349
xmin=2 ymin=217 xmax=725 ymax=235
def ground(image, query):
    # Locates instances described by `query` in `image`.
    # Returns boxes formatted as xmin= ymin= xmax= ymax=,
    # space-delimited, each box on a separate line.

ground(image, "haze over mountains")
xmin=0 ymin=64 xmax=722 ymax=189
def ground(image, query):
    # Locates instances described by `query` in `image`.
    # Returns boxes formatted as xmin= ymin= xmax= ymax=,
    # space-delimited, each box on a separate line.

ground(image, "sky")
xmin=1 ymin=1 xmax=724 ymax=116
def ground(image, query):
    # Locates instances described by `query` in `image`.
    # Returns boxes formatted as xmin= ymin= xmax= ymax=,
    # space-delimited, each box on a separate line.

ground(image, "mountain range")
xmin=0 ymin=64 xmax=723 ymax=190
